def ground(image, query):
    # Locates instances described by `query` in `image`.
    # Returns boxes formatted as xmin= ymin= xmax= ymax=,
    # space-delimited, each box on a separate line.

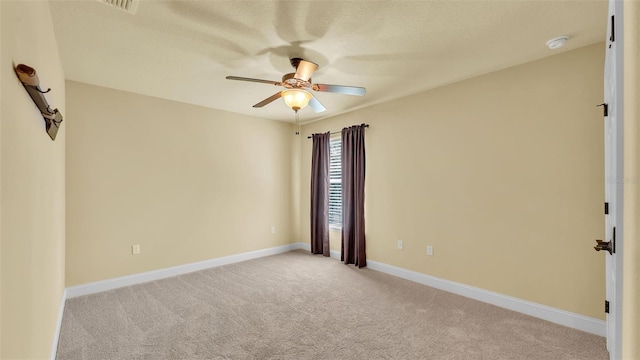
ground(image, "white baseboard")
xmin=66 ymin=243 xmax=301 ymax=299
xmin=364 ymin=257 xmax=606 ymax=337
xmin=64 ymin=241 xmax=605 ymax=337
xmin=51 ymin=288 xmax=67 ymax=360
xmin=294 ymin=242 xmax=604 ymax=337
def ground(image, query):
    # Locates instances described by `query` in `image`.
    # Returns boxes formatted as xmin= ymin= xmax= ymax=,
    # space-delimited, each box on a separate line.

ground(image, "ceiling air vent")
xmin=97 ymin=0 xmax=139 ymax=14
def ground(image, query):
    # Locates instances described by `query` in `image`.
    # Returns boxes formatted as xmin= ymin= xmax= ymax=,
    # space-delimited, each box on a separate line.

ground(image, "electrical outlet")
xmin=132 ymin=244 xmax=141 ymax=255
xmin=397 ymin=240 xmax=403 ymax=250
xmin=271 ymin=226 xmax=276 ymax=234
xmin=427 ymin=245 xmax=433 ymax=256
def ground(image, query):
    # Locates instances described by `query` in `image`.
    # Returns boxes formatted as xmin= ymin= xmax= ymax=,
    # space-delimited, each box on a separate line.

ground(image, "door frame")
xmin=605 ymin=0 xmax=624 ymax=359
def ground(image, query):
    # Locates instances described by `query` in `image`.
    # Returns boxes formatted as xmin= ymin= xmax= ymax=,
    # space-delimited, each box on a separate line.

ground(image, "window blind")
xmin=329 ymin=137 xmax=342 ymax=226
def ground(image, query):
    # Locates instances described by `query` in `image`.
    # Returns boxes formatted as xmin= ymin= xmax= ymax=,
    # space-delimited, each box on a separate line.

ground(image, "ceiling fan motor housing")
xmin=282 ymin=73 xmax=311 ymax=89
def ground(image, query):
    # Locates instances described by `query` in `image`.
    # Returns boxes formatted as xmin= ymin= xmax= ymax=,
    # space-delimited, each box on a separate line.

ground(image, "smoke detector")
xmin=97 ymin=0 xmax=139 ymax=14
xmin=546 ymin=36 xmax=569 ymax=50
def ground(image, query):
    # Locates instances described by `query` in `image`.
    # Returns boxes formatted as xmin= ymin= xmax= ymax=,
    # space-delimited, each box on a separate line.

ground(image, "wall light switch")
xmin=427 ymin=245 xmax=433 ymax=256
xmin=397 ymin=240 xmax=403 ymax=250
xmin=271 ymin=226 xmax=276 ymax=234
xmin=132 ymin=244 xmax=141 ymax=255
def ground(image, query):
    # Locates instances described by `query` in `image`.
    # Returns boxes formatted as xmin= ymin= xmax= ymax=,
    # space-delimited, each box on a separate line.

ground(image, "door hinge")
xmin=612 ymin=227 xmax=616 ymax=254
xmin=610 ymin=15 xmax=615 ymax=43
xmin=605 ymin=202 xmax=609 ymax=215
xmin=597 ymin=103 xmax=608 ymax=116
xmin=605 ymin=300 xmax=610 ymax=314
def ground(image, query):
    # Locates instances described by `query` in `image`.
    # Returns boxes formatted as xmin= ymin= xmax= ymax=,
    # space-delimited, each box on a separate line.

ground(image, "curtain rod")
xmin=306 ymin=124 xmax=369 ymax=139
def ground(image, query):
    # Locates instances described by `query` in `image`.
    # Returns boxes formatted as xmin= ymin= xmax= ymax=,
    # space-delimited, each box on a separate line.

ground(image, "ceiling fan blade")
xmin=253 ymin=92 xmax=282 ymax=108
xmin=313 ymin=84 xmax=366 ymax=96
xmin=294 ymin=60 xmax=318 ymax=82
xmin=226 ymin=76 xmax=282 ymax=86
xmin=308 ymin=95 xmax=326 ymax=113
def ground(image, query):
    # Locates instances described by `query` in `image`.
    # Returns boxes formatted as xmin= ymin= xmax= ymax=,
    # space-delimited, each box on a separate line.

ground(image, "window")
xmin=329 ymin=137 xmax=342 ymax=227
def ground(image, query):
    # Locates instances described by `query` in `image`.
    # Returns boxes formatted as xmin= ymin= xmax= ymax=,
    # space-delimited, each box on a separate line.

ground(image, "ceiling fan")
xmin=226 ymin=58 xmax=366 ymax=113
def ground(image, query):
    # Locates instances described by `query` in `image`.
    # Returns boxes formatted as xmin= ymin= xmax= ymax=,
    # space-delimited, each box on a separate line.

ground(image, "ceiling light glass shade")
xmin=281 ymin=89 xmax=312 ymax=111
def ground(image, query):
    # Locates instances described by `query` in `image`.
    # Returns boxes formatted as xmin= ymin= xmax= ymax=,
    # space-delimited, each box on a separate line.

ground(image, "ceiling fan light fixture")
xmin=281 ymin=89 xmax=312 ymax=111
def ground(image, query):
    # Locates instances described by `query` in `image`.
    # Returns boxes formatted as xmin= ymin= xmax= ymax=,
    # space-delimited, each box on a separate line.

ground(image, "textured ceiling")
xmin=49 ymin=0 xmax=607 ymax=123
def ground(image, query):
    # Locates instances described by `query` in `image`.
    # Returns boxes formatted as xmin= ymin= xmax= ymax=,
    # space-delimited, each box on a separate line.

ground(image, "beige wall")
xmin=300 ymin=44 xmax=606 ymax=319
xmin=65 ymin=81 xmax=295 ymax=286
xmin=623 ymin=0 xmax=640 ymax=357
xmin=1 ymin=1 xmax=66 ymax=358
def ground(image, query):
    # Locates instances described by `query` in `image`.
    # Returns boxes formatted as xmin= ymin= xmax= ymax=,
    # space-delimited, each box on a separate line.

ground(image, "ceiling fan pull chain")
xmin=295 ymin=110 xmax=300 ymax=135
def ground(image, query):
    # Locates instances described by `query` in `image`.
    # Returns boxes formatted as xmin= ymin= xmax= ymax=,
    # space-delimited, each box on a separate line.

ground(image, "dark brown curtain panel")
xmin=341 ymin=125 xmax=366 ymax=267
xmin=310 ymin=132 xmax=331 ymax=256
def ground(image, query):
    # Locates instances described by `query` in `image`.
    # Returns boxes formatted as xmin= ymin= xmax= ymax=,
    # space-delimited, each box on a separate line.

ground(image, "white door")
xmin=601 ymin=0 xmax=623 ymax=358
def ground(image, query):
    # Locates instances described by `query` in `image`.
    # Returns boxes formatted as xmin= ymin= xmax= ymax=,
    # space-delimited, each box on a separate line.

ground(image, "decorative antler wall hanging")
xmin=14 ymin=64 xmax=64 ymax=140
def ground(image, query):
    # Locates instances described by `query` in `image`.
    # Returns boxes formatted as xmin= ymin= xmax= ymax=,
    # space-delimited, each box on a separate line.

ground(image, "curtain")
xmin=341 ymin=125 xmax=366 ymax=267
xmin=310 ymin=132 xmax=331 ymax=256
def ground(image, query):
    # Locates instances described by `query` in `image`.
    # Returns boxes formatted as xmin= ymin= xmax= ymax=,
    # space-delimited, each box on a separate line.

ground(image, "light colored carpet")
xmin=57 ymin=250 xmax=608 ymax=359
